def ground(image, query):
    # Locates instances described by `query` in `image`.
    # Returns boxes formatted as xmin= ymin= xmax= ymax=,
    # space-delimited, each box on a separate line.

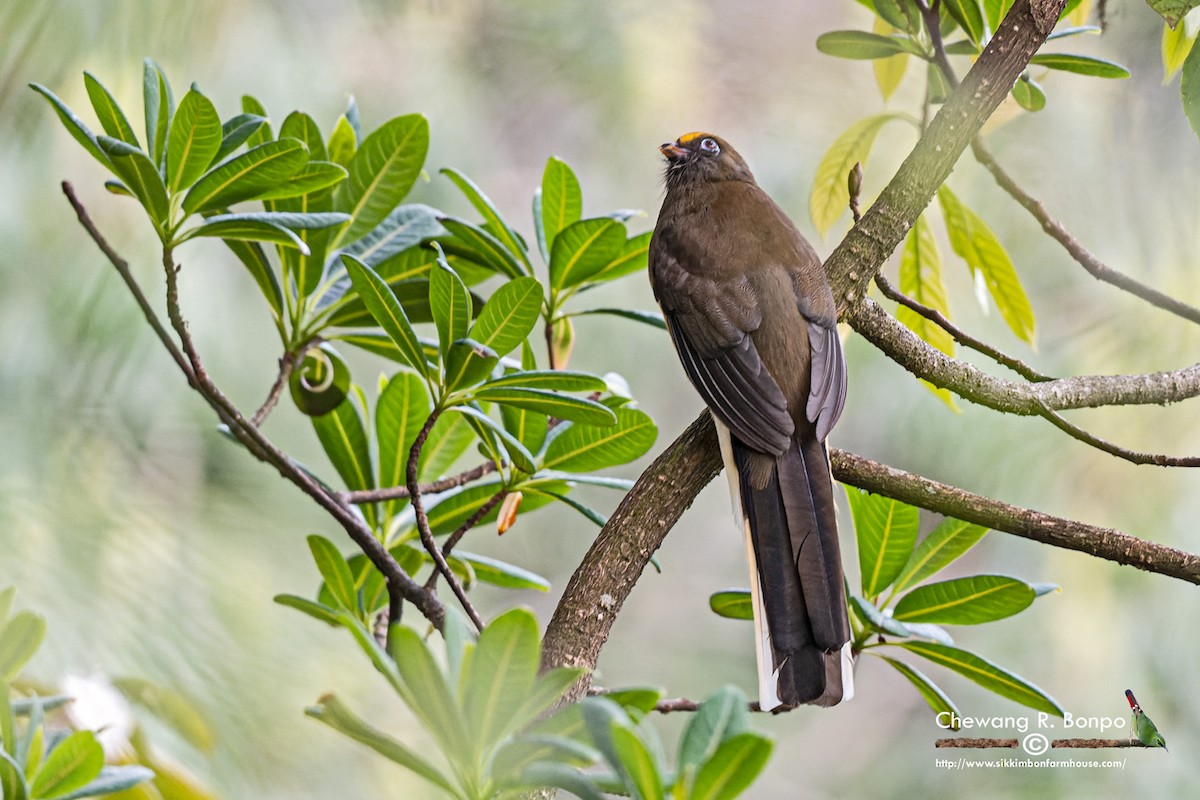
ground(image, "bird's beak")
xmin=660 ymin=141 xmax=688 ymax=162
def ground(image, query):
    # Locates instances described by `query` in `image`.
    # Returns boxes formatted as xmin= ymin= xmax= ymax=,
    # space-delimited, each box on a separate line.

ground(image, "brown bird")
xmin=649 ymin=132 xmax=852 ymax=709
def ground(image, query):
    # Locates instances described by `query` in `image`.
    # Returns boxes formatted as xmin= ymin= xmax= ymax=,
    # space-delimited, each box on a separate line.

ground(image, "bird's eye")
xmin=700 ymin=137 xmax=720 ymax=155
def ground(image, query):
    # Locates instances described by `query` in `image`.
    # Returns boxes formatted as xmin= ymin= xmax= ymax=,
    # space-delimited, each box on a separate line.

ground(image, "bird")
xmin=1125 ymin=689 xmax=1167 ymax=750
xmin=648 ymin=132 xmax=852 ymax=710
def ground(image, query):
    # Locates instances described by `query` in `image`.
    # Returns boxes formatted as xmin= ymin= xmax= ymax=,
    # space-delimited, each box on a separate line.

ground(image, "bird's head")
xmin=659 ymin=132 xmax=753 ymax=189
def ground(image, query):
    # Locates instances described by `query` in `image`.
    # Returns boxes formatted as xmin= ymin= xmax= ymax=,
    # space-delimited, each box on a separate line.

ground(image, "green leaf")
xmin=444 ymin=338 xmax=500 ymax=393
xmin=184 ymin=216 xmax=307 ymax=253
xmin=385 ymin=625 xmax=472 ymax=756
xmin=478 ymin=370 xmax=607 ymax=393
xmin=142 ymin=59 xmax=171 ymax=166
xmin=899 ymin=641 xmax=1064 ymax=716
xmin=848 ymin=593 xmax=913 ymax=638
xmin=810 ymin=114 xmax=900 ymax=235
xmin=83 ymin=72 xmax=139 ymax=146
xmin=586 ymin=231 xmax=652 ymax=285
xmin=897 ymin=212 xmax=954 ymax=355
xmin=439 ymin=218 xmax=527 ymax=278
xmin=327 ymin=114 xmax=357 ymax=168
xmin=430 ymin=252 xmax=473 ymax=356
xmin=1163 ymin=17 xmax=1199 ymax=82
xmin=1182 ymin=27 xmax=1200 ymax=140
xmin=1148 ymin=0 xmax=1200 ymax=28
xmin=518 ymin=762 xmax=606 ymax=800
xmin=455 ymin=552 xmax=551 ymax=591
xmin=313 ymin=392 xmax=375 ymax=501
xmin=96 ymin=137 xmax=170 ymax=226
xmin=289 ymin=342 xmax=352 ymax=417
xmin=983 ymin=0 xmax=1015 ymax=32
xmin=611 ymin=722 xmax=665 ymax=800
xmin=279 ymin=111 xmax=328 ymax=161
xmin=182 ymin=138 xmax=308 ymax=215
xmin=541 ymin=157 xmax=583 ymax=252
xmin=273 ymin=594 xmax=341 ymax=626
xmin=892 ymin=518 xmax=988 ymax=591
xmin=0 ymin=751 xmax=26 ymax=800
xmin=306 ymin=535 xmax=359 ymax=613
xmin=223 ymin=239 xmax=282 ymax=317
xmin=845 ymin=487 xmax=919 ymax=598
xmin=463 ymin=608 xmax=540 ymax=750
xmin=938 ymin=186 xmax=1036 ymax=345
xmin=893 ymin=575 xmax=1035 ymax=624
xmin=468 ymin=276 xmax=545 ymax=357
xmin=442 ymin=167 xmax=531 ymax=272
xmin=1010 ymin=75 xmax=1047 ymax=112
xmin=239 ymin=95 xmax=273 ymax=145
xmin=1029 ymin=53 xmax=1130 ymax=78
xmin=305 ymin=695 xmax=457 ymax=795
xmin=941 ymin=0 xmax=986 ymax=44
xmin=470 ymin=388 xmax=617 ymax=425
xmin=689 ymin=733 xmax=773 ymax=800
xmin=340 ymin=204 xmax=443 ymax=267
xmin=568 ymin=307 xmax=667 ymax=331
xmin=542 ymin=408 xmax=657 ymax=472
xmin=28 ymin=731 xmax=104 ymax=800
xmin=449 ymin=406 xmax=537 ymax=475
xmin=51 ymin=766 xmax=154 ymax=800
xmin=874 ymin=655 xmax=960 ymax=723
xmin=0 ymin=611 xmax=47 ymax=682
xmin=29 ymin=83 xmax=112 ymax=169
xmin=255 ymin=160 xmax=348 ymax=201
xmin=333 ymin=113 xmax=429 ymax=246
xmin=549 ymin=218 xmax=626 ymax=292
xmin=166 ymin=88 xmax=222 ymax=193
xmin=816 ymin=30 xmax=917 ymax=60
xmin=708 ymin=590 xmax=753 ymax=621
xmin=341 ymin=254 xmax=428 ymax=374
xmin=213 ymin=112 xmax=267 ymax=163
xmin=678 ymin=686 xmax=749 ymax=779
xmin=528 ymin=487 xmax=607 ymax=527
xmin=376 ymin=370 xmax=430 ymax=514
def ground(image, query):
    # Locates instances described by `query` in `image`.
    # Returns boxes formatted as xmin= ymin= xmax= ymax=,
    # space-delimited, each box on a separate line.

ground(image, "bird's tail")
xmin=715 ymin=416 xmax=853 ymax=710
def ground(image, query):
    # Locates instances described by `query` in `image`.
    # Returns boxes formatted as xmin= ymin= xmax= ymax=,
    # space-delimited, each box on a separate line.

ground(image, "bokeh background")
xmin=2 ymin=1 xmax=1198 ymax=797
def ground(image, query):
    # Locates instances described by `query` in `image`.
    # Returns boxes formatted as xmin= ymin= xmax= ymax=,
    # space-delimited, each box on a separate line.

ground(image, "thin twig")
xmin=972 ymin=138 xmax=1200 ymax=326
xmin=343 ymin=461 xmax=499 ymax=504
xmin=407 ymin=409 xmax=484 ymax=631
xmin=252 ymin=345 xmax=312 ymax=427
xmin=64 ymin=184 xmax=446 ymax=630
xmin=1034 ymin=400 xmax=1200 ymax=466
xmin=425 ymin=489 xmax=507 ymax=592
xmin=874 ymin=274 xmax=1053 ymax=382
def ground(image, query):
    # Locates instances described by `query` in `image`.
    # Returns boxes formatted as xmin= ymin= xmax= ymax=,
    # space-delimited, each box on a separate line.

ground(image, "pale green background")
xmin=1 ymin=1 xmax=1197 ymax=797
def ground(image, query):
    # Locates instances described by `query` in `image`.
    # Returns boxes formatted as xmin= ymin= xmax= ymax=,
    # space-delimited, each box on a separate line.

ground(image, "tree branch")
xmin=850 ymin=298 xmax=1200 ymax=416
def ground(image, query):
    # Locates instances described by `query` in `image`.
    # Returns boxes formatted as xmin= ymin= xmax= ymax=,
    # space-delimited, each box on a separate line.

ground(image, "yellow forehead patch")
xmin=677 ymin=131 xmax=713 ymax=144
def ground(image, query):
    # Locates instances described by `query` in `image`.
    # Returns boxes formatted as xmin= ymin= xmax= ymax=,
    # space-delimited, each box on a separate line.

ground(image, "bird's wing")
xmin=805 ymin=321 xmax=847 ymax=442
xmin=653 ymin=252 xmax=793 ymax=456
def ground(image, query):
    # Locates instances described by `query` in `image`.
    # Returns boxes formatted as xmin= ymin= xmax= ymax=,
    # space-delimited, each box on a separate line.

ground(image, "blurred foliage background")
xmin=2 ymin=1 xmax=1198 ymax=797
